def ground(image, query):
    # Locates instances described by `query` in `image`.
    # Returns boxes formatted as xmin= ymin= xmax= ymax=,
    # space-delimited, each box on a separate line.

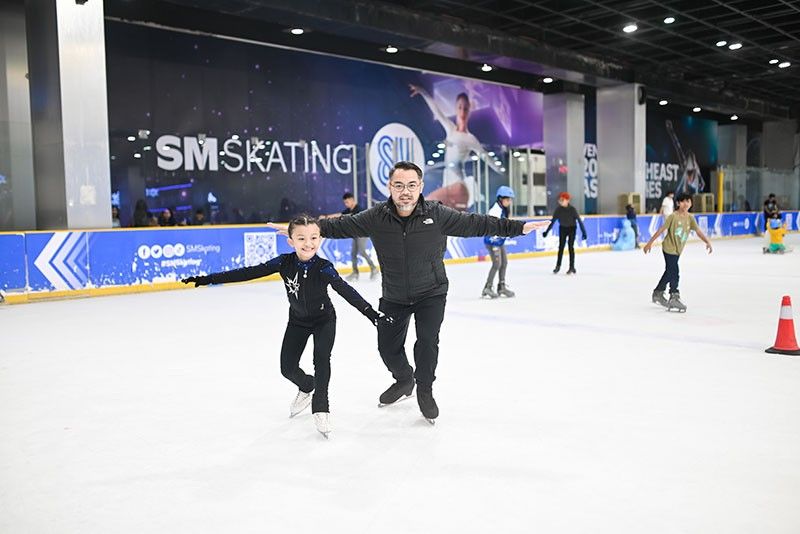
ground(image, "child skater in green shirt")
xmin=643 ymin=193 xmax=713 ymax=312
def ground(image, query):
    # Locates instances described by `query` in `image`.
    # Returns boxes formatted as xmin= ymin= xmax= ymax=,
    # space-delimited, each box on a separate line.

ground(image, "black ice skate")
xmin=416 ymin=384 xmax=439 ymax=424
xmin=553 ymin=266 xmax=561 ymax=274
xmin=346 ymin=271 xmax=359 ymax=282
xmin=666 ymin=292 xmax=687 ymax=313
xmin=370 ymin=269 xmax=379 ymax=280
xmin=566 ymin=267 xmax=577 ymax=275
xmin=652 ymin=290 xmax=668 ymax=307
xmin=482 ymin=284 xmax=499 ymax=299
xmin=497 ymin=283 xmax=515 ymax=298
xmin=378 ymin=378 xmax=414 ymax=407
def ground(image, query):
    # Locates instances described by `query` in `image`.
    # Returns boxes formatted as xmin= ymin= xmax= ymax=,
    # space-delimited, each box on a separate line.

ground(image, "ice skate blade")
xmin=318 ymin=430 xmax=330 ymax=439
xmin=378 ymin=394 xmax=415 ymax=408
xmin=666 ymin=307 xmax=686 ymax=313
xmin=424 ymin=418 xmax=436 ymax=425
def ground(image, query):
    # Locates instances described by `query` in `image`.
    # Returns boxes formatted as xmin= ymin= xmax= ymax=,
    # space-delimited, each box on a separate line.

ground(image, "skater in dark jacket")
xmin=297 ymin=161 xmax=546 ymax=423
xmin=543 ymin=192 xmax=587 ymax=274
xmin=182 ymin=215 xmax=392 ymax=438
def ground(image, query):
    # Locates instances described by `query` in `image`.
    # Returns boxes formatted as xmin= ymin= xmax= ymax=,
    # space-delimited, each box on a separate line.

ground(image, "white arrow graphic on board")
xmin=33 ymin=233 xmax=71 ymax=290
xmin=32 ymin=232 xmax=88 ymax=291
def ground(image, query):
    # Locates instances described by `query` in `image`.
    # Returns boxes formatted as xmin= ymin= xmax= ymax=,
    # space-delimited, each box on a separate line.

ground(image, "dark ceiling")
xmin=387 ymin=0 xmax=800 ymax=112
xmin=107 ymin=0 xmax=800 ymax=122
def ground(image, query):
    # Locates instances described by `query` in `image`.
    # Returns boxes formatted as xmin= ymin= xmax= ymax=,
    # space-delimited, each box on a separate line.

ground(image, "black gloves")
xmin=364 ymin=307 xmax=395 ymax=327
xmin=543 ymin=230 xmax=549 ymax=237
xmin=581 ymin=233 xmax=586 ymax=241
xmin=181 ymin=275 xmax=212 ymax=287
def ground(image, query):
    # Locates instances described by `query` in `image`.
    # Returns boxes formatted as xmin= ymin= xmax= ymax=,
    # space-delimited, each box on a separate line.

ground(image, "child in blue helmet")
xmin=482 ymin=185 xmax=516 ymax=298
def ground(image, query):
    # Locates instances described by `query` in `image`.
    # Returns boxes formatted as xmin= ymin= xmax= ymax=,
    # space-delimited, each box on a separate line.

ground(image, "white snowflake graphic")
xmin=285 ymin=272 xmax=300 ymax=299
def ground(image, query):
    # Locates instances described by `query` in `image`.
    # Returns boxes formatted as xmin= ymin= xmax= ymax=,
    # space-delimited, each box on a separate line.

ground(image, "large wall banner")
xmin=106 ymin=22 xmax=543 ymax=225
xmin=645 ymin=108 xmax=718 ymax=212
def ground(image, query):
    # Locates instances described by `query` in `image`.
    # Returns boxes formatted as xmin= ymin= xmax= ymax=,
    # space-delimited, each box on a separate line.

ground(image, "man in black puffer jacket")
xmin=318 ymin=161 xmax=546 ymax=422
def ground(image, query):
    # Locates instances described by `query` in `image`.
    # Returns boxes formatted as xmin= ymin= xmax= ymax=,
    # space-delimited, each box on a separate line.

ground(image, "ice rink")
xmin=2 ymin=234 xmax=799 ymax=533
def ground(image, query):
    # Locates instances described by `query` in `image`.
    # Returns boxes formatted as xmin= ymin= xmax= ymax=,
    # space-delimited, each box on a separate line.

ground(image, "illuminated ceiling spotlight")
xmin=623 ymin=23 xmax=638 ymax=33
xmin=133 ymin=153 xmax=142 ymax=159
xmin=289 ymin=28 xmax=304 ymax=35
xmin=715 ymin=40 xmax=727 ymax=47
xmin=778 ymin=61 xmax=791 ymax=68
xmin=663 ymin=16 xmax=675 ymax=24
xmin=692 ymin=107 xmax=701 ymax=112
xmin=427 ymin=160 xmax=434 ymax=166
xmin=137 ymin=129 xmax=151 ymax=140
xmin=542 ymin=77 xmax=554 ymax=84
xmin=198 ymin=133 xmax=207 ymax=145
xmin=385 ymin=45 xmax=398 ymax=54
xmin=730 ymin=114 xmax=739 ymax=120
xmin=126 ymin=135 xmax=136 ymax=142
xmin=437 ymin=142 xmax=446 ymax=149
xmin=480 ymin=63 xmax=493 ymax=72
xmin=659 ymin=99 xmax=668 ymax=106
xmin=728 ymin=43 xmax=743 ymax=50
xmin=769 ymin=59 xmax=779 ymax=65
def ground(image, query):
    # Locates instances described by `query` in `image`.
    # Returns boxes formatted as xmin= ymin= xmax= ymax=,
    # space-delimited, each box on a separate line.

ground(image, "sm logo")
xmin=369 ymin=123 xmax=426 ymax=198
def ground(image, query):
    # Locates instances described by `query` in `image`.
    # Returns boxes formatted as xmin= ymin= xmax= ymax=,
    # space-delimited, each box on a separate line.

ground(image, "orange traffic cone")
xmin=765 ymin=296 xmax=800 ymax=355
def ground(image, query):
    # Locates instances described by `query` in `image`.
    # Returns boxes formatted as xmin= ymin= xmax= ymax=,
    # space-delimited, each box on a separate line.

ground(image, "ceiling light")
xmin=715 ymin=40 xmax=727 ymax=47
xmin=127 ymin=136 xmax=135 ymax=142
xmin=427 ymin=160 xmax=434 ymax=166
xmin=480 ymin=63 xmax=493 ymax=72
xmin=133 ymin=153 xmax=142 ymax=159
xmin=488 ymin=151 xmax=495 ymax=156
xmin=692 ymin=107 xmax=701 ymax=112
xmin=623 ymin=23 xmax=638 ymax=33
xmin=432 ymin=152 xmax=440 ymax=158
xmin=659 ymin=99 xmax=668 ymax=106
xmin=730 ymin=114 xmax=738 ymax=121
xmin=664 ymin=16 xmax=675 ymax=24
xmin=543 ymin=77 xmax=554 ymax=84
xmin=728 ymin=43 xmax=742 ymax=50
xmin=512 ymin=151 xmax=521 ymax=157
xmin=385 ymin=45 xmax=398 ymax=54
xmin=289 ymin=28 xmax=304 ymax=35
xmin=769 ymin=59 xmax=779 ymax=65
xmin=437 ymin=143 xmax=446 ymax=149
xmin=778 ymin=61 xmax=791 ymax=68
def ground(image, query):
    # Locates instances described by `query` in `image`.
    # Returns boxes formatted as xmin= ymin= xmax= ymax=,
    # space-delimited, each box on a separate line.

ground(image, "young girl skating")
xmin=182 ymin=215 xmax=393 ymax=438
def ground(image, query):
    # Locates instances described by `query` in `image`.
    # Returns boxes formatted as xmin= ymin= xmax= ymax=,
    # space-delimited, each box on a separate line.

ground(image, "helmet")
xmin=769 ymin=217 xmax=782 ymax=229
xmin=496 ymin=185 xmax=515 ymax=199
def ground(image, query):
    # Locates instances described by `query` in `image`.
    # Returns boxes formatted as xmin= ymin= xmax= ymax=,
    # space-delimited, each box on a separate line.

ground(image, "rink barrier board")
xmin=1 ymin=211 xmax=797 ymax=304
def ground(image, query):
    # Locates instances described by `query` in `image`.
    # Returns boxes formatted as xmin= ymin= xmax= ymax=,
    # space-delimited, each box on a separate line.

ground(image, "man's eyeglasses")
xmin=390 ymin=182 xmax=420 ymax=192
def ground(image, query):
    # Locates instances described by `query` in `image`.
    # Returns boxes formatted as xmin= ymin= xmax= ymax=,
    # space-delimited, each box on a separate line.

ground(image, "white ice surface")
xmin=1 ymin=235 xmax=800 ymax=534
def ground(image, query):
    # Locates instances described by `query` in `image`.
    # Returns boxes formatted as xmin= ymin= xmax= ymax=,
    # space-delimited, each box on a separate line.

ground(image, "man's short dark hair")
xmin=389 ymin=161 xmax=423 ymax=180
xmin=666 ymin=191 xmax=674 ymax=196
xmin=342 ymin=192 xmax=354 ymax=200
xmin=676 ymin=193 xmax=693 ymax=203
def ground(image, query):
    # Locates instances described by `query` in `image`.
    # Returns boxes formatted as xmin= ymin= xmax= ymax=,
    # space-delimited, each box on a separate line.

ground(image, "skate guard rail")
xmin=1 ymin=211 xmax=797 ymax=303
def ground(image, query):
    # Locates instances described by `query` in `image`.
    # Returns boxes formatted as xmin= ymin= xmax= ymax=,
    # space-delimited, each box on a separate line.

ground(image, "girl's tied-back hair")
xmin=287 ymin=214 xmax=320 ymax=237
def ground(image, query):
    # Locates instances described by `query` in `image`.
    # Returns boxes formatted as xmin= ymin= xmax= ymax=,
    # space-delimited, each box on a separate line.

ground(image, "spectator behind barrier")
xmin=158 ymin=208 xmax=176 ymax=227
xmin=133 ymin=199 xmax=150 ymax=227
xmin=111 ymin=206 xmax=121 ymax=228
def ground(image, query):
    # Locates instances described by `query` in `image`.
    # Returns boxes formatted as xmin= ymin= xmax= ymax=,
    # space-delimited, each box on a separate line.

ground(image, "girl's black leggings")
xmin=279 ymin=315 xmax=335 ymax=413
